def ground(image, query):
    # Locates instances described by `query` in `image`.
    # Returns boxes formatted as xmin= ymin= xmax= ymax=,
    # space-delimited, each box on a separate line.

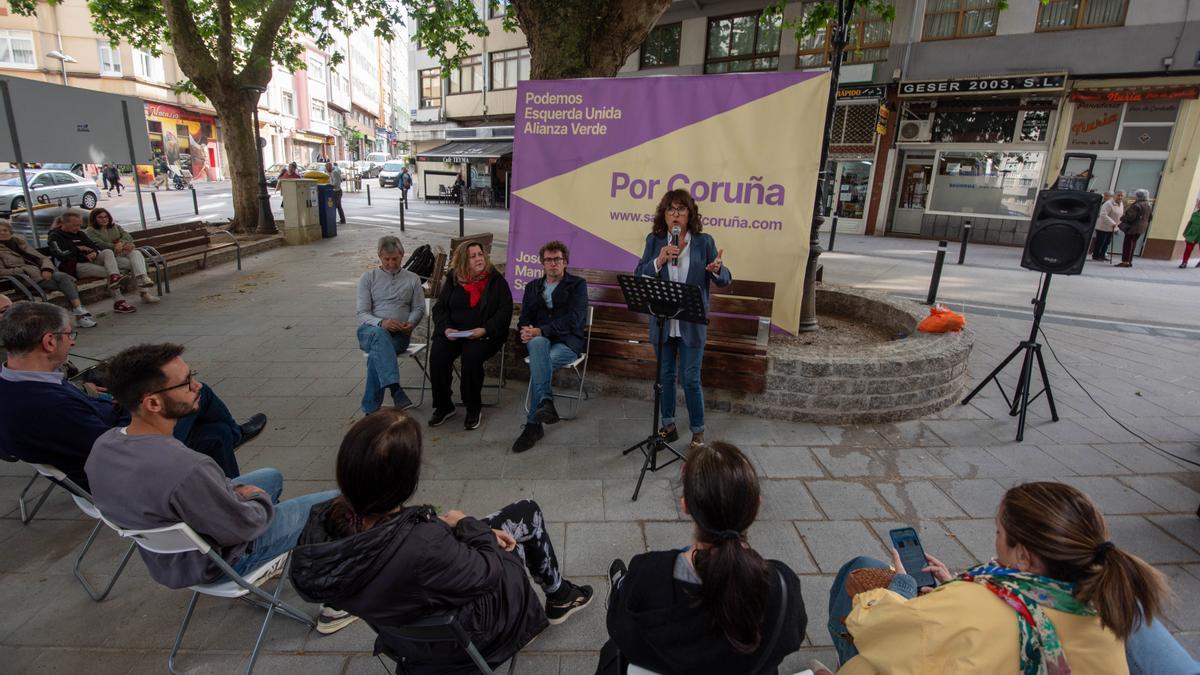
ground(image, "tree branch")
xmin=216 ymin=0 xmax=233 ymax=75
xmin=159 ymin=0 xmax=220 ymax=91
xmin=240 ymin=0 xmax=299 ymax=85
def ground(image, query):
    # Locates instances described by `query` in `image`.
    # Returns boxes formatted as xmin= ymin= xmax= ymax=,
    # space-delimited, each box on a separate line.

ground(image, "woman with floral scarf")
xmin=814 ymin=482 xmax=1171 ymax=675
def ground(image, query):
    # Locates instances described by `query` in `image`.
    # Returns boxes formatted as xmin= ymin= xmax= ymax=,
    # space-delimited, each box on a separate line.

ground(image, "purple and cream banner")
xmin=506 ymin=72 xmax=829 ymax=334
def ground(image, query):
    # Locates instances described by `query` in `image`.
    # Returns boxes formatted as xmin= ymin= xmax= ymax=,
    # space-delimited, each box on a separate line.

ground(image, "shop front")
xmin=144 ymin=102 xmax=223 ymax=182
xmin=1050 ymin=79 xmax=1200 ymax=259
xmin=416 ymin=140 xmax=513 ymax=206
xmin=819 ymin=85 xmax=887 ymax=236
xmin=292 ymin=132 xmax=332 ymax=165
xmin=886 ymin=73 xmax=1066 ymax=245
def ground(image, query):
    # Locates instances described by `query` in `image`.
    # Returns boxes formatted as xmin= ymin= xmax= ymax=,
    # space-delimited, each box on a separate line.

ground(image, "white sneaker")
xmin=140 ymin=291 xmax=160 ymax=304
xmin=76 ymin=314 xmax=98 ymax=328
xmin=316 ymin=605 xmax=359 ymax=635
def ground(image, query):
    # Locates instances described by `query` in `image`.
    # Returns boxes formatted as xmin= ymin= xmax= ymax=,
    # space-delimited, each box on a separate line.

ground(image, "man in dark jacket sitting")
xmin=0 ymin=302 xmax=266 ymax=488
xmin=512 ymin=241 xmax=589 ymax=454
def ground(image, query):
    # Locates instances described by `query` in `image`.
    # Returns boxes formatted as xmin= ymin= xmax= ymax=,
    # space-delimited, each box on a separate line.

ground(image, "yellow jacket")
xmin=839 ymin=581 xmax=1127 ymax=674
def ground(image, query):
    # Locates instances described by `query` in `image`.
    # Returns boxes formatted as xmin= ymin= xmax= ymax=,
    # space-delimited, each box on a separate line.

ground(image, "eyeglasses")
xmin=147 ymin=370 xmax=198 ymax=396
xmin=666 ymin=206 xmax=688 ymax=216
xmin=541 ymin=256 xmax=565 ymax=264
xmin=50 ymin=330 xmax=78 ymax=340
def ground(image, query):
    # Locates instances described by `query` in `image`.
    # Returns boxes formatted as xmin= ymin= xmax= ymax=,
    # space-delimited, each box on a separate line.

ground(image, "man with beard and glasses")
xmin=0 ymin=304 xmax=265 ymax=489
xmin=84 ymin=343 xmax=352 ymax=633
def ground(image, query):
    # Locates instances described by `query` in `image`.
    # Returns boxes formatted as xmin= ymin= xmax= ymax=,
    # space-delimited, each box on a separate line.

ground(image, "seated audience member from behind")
xmin=356 ymin=235 xmax=426 ymax=414
xmin=85 ymin=343 xmax=355 ymax=635
xmin=818 ymin=481 xmax=1172 ymax=675
xmin=289 ymin=410 xmax=594 ymax=670
xmin=512 ymin=241 xmax=589 ymax=454
xmin=601 ymin=441 xmax=806 ymax=674
xmin=0 ymin=303 xmax=265 ymax=488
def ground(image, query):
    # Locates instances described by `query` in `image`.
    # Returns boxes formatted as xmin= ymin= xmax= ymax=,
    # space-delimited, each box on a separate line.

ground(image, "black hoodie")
xmin=604 ymin=550 xmax=806 ymax=675
xmin=289 ymin=502 xmax=546 ymax=674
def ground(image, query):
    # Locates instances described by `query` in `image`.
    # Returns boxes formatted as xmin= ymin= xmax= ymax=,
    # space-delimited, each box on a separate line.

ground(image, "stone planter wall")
xmin=499 ymin=285 xmax=974 ymax=425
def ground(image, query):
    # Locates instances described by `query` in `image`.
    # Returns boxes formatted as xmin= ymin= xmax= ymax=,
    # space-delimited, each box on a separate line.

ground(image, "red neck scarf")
xmin=461 ymin=272 xmax=490 ymax=308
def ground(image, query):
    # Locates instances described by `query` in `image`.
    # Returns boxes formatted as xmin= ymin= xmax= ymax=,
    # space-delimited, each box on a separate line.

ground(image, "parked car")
xmin=41 ymin=162 xmax=86 ymax=177
xmin=0 ymin=169 xmax=100 ymax=214
xmin=378 ymin=161 xmax=405 ymax=188
xmin=265 ymin=164 xmax=286 ymax=188
xmin=354 ymin=160 xmax=379 ymax=178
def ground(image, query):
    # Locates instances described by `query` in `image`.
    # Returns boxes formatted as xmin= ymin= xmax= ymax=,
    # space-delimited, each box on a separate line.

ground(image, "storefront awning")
xmin=418 ymin=140 xmax=513 ymax=163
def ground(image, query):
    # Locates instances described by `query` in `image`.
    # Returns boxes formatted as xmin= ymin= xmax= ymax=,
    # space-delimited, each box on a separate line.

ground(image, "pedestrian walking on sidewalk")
xmin=1117 ymin=189 xmax=1152 ymax=268
xmin=102 ymin=164 xmax=123 ymax=197
xmin=1093 ymin=191 xmax=1121 ymax=262
xmin=1181 ymin=197 xmax=1200 ymax=268
xmin=325 ymin=162 xmax=345 ymax=224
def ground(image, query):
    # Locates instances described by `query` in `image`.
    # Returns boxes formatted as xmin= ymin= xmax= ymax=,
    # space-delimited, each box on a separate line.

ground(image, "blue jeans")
xmin=172 ymin=383 xmax=241 ymax=479
xmin=525 ymin=336 xmax=578 ymax=424
xmin=827 ymin=556 xmax=919 ymax=667
xmin=357 ymin=323 xmax=412 ymax=413
xmin=230 ymin=468 xmax=338 ymax=575
xmin=1127 ymin=617 xmax=1200 ymax=675
xmin=655 ymin=337 xmax=705 ymax=434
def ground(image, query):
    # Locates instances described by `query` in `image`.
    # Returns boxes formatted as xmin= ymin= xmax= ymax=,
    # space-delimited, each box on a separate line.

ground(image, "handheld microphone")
xmin=670 ymin=226 xmax=680 ymax=267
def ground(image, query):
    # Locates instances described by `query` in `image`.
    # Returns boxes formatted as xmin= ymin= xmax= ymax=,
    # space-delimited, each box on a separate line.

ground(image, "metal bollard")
xmin=458 ymin=204 xmax=464 ymax=237
xmin=366 ymin=184 xmax=371 ymax=205
xmin=191 ymin=186 xmax=198 ymax=215
xmin=399 ymin=196 xmax=405 ymax=232
xmin=926 ymin=240 xmax=948 ymax=305
xmin=150 ymin=191 xmax=161 ymax=221
xmin=828 ymin=215 xmax=839 ymax=252
xmin=958 ymin=221 xmax=972 ymax=265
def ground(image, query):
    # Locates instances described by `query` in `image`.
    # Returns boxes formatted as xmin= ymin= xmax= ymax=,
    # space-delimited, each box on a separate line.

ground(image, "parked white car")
xmin=0 ymin=169 xmax=100 ymax=214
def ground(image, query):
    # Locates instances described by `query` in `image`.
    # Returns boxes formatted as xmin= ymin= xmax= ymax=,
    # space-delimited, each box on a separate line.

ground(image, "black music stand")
xmin=617 ymin=274 xmax=707 ymax=500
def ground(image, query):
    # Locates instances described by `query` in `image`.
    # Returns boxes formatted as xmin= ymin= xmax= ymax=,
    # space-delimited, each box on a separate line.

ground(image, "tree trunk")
xmin=209 ymin=92 xmax=266 ymax=234
xmin=512 ymin=0 xmax=672 ymax=79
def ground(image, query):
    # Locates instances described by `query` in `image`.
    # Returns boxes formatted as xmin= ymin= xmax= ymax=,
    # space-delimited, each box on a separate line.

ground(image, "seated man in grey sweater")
xmin=85 ymin=342 xmax=355 ymax=635
xmin=356 ymin=235 xmax=426 ymax=413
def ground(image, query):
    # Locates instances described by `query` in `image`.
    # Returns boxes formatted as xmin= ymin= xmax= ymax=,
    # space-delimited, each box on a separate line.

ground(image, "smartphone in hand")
xmin=889 ymin=527 xmax=938 ymax=589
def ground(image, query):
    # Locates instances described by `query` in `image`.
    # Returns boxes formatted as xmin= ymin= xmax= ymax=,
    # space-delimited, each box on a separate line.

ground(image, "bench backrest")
xmin=131 ymin=223 xmax=213 ymax=257
xmin=562 ymin=268 xmax=774 ymax=393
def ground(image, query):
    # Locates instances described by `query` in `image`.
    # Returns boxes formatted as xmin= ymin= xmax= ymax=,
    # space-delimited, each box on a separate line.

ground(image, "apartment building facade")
xmin=409 ymin=0 xmax=1200 ymax=259
xmin=0 ymin=0 xmax=409 ymax=175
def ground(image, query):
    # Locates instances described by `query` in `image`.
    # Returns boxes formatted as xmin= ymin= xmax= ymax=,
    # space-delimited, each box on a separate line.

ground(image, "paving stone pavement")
xmin=2 ymin=212 xmax=1199 ymax=674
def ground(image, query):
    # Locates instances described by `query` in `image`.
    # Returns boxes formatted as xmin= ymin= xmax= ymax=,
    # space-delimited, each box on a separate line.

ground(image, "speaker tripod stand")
xmin=961 ymin=273 xmax=1059 ymax=442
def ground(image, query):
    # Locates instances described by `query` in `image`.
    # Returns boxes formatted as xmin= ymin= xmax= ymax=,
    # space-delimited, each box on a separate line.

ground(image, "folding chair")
xmin=103 ymin=519 xmax=315 ymax=675
xmin=379 ymin=613 xmax=518 ymax=675
xmin=27 ymin=463 xmax=136 ymax=601
xmin=523 ymin=305 xmax=593 ymax=420
xmin=361 ymin=297 xmax=435 ymax=409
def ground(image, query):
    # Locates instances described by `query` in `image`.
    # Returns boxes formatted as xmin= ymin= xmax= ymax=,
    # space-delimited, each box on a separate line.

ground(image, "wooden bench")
xmin=130 ymin=222 xmax=241 ymax=295
xmin=449 ymin=232 xmax=493 ymax=257
xmin=559 ymin=268 xmax=775 ymax=394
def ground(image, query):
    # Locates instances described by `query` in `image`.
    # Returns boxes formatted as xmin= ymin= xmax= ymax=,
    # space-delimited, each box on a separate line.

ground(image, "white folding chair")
xmin=27 ymin=463 xmax=135 ymax=601
xmin=523 ymin=305 xmax=593 ymax=420
xmin=360 ymin=297 xmax=435 ymax=409
xmin=102 ymin=519 xmax=315 ymax=675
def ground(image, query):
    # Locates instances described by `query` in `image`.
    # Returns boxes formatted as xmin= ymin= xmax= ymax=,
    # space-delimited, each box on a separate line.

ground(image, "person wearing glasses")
xmin=0 ymin=302 xmax=267 ymax=489
xmin=511 ymin=241 xmax=589 ymax=454
xmin=635 ymin=189 xmax=731 ymax=448
xmin=84 ymin=343 xmax=354 ymax=634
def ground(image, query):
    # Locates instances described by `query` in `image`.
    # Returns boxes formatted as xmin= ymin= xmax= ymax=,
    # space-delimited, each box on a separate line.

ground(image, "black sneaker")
xmin=545 ymin=582 xmax=593 ymax=625
xmin=429 ymin=407 xmax=456 ymax=427
xmin=464 ymin=410 xmax=482 ymax=430
xmin=512 ymin=423 xmax=544 ymax=453
xmin=534 ymin=399 xmax=560 ymax=425
xmin=658 ymin=424 xmax=678 ymax=443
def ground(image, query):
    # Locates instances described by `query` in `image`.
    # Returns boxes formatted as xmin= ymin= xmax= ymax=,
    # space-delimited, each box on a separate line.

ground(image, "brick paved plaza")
xmin=2 ymin=206 xmax=1199 ymax=674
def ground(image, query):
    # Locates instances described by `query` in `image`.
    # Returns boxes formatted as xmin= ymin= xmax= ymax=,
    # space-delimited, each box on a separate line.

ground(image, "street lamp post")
xmin=799 ymin=0 xmax=857 ymax=332
xmin=242 ymin=84 xmax=277 ymax=235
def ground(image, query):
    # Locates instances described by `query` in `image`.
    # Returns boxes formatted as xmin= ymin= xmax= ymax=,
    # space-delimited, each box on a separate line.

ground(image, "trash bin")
xmin=316 ymin=184 xmax=338 ymax=238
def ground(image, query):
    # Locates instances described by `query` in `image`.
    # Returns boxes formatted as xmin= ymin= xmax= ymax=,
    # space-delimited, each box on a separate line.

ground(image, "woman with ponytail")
xmin=819 ymin=481 xmax=1173 ymax=675
xmin=288 ymin=410 xmax=592 ymax=672
xmin=600 ymin=441 xmax=806 ymax=674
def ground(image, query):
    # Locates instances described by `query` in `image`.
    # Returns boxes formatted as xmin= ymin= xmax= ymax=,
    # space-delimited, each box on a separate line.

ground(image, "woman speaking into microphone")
xmin=635 ymin=189 xmax=732 ymax=447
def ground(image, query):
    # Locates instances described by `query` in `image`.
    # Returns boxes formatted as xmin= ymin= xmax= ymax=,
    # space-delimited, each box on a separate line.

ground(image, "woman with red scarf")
xmin=429 ymin=242 xmax=513 ymax=431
